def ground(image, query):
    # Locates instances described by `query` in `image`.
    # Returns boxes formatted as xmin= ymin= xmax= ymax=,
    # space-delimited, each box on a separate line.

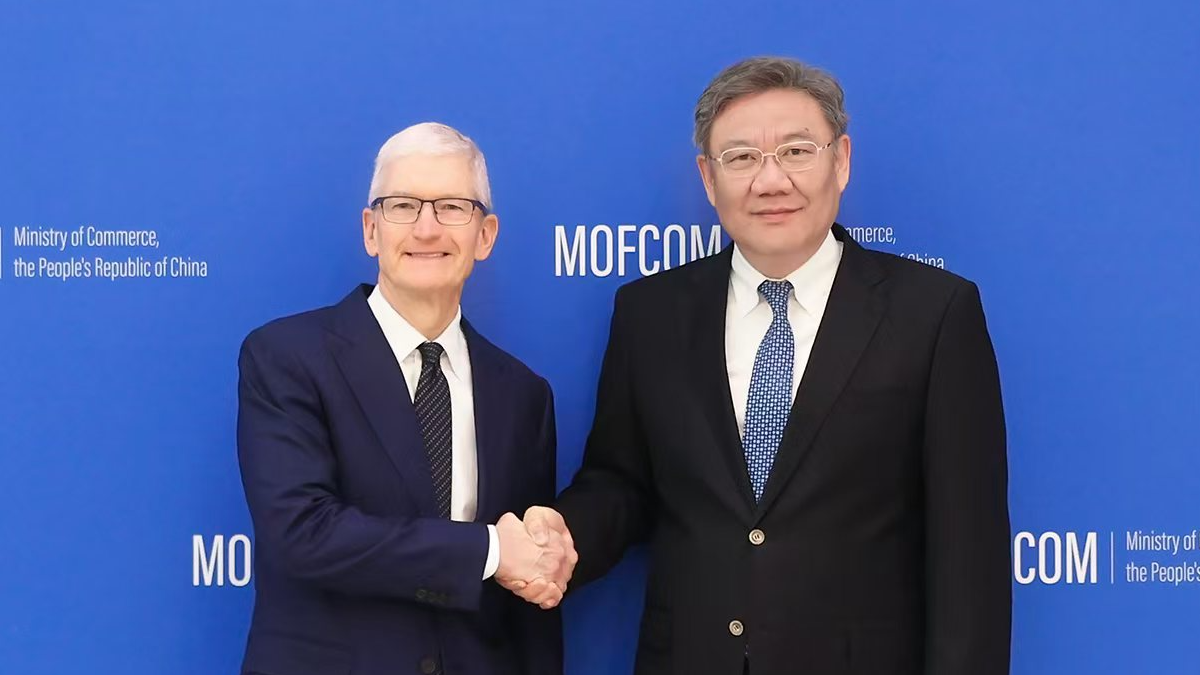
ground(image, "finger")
xmin=524 ymin=509 xmax=549 ymax=546
xmin=540 ymin=550 xmax=566 ymax=581
xmin=547 ymin=565 xmax=571 ymax=590
xmin=550 ymin=561 xmax=573 ymax=587
xmin=496 ymin=577 xmax=527 ymax=591
xmin=536 ymin=591 xmax=563 ymax=609
xmin=539 ymin=586 xmax=565 ymax=609
xmin=517 ymin=577 xmax=551 ymax=603
xmin=526 ymin=506 xmax=570 ymax=546
xmin=556 ymin=519 xmax=575 ymax=551
xmin=538 ymin=508 xmax=566 ymax=534
xmin=528 ymin=573 xmax=563 ymax=600
xmin=530 ymin=584 xmax=563 ymax=608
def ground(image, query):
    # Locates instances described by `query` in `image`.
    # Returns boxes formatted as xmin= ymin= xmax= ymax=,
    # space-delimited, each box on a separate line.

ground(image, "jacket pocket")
xmin=242 ymin=632 xmax=352 ymax=675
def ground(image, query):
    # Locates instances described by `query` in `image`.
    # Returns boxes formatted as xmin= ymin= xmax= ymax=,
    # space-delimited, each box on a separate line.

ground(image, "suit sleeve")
xmin=236 ymin=330 xmax=490 ymax=611
xmin=510 ymin=379 xmax=564 ymax=675
xmin=554 ymin=286 xmax=656 ymax=586
xmin=922 ymin=281 xmax=1012 ymax=674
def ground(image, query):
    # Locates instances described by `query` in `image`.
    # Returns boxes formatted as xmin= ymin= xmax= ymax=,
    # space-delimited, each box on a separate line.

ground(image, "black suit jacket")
xmin=556 ymin=225 xmax=1010 ymax=675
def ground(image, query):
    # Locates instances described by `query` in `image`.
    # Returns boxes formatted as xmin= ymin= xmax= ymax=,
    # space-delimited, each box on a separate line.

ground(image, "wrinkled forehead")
xmin=376 ymin=153 xmax=476 ymax=198
xmin=710 ymin=89 xmax=833 ymax=151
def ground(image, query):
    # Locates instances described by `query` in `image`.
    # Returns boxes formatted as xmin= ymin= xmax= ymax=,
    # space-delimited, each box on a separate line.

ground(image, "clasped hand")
xmin=494 ymin=506 xmax=578 ymax=609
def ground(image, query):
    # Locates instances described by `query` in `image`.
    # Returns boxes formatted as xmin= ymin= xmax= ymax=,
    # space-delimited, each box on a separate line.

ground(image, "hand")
xmin=515 ymin=506 xmax=579 ymax=607
xmin=513 ymin=506 xmax=579 ymax=607
xmin=494 ymin=507 xmax=578 ymax=609
xmin=495 ymin=511 xmax=570 ymax=608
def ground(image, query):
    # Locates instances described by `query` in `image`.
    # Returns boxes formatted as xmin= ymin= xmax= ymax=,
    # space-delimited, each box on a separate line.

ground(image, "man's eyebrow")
xmin=780 ymin=129 xmax=816 ymax=141
xmin=717 ymin=139 xmax=754 ymax=151
xmin=717 ymin=129 xmax=817 ymax=151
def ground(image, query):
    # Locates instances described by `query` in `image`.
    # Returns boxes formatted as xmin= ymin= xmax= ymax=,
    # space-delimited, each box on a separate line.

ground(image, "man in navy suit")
xmin=236 ymin=122 xmax=573 ymax=675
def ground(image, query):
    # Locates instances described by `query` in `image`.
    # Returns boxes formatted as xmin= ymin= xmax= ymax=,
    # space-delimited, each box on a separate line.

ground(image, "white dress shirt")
xmin=726 ymin=229 xmax=844 ymax=437
xmin=367 ymin=286 xmax=500 ymax=580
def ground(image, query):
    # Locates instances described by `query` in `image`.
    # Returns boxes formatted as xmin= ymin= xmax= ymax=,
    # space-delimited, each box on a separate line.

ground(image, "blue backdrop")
xmin=2 ymin=1 xmax=1198 ymax=673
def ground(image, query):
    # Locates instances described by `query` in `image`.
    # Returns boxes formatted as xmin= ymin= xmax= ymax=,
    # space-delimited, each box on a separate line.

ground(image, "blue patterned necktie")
xmin=742 ymin=279 xmax=795 ymax=502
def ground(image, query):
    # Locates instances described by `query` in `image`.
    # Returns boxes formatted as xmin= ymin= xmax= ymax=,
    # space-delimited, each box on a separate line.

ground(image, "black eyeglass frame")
xmin=369 ymin=195 xmax=490 ymax=225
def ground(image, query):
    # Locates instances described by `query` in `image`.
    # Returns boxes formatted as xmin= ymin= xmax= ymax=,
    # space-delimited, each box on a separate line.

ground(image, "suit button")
xmin=729 ymin=620 xmax=744 ymax=636
xmin=419 ymin=656 xmax=438 ymax=674
xmin=416 ymin=589 xmax=429 ymax=601
xmin=749 ymin=529 xmax=765 ymax=546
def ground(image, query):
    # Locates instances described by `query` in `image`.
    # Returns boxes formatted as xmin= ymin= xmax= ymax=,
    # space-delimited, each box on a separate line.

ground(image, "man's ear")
xmin=362 ymin=207 xmax=379 ymax=257
xmin=475 ymin=213 xmax=499 ymax=261
xmin=697 ymin=154 xmax=718 ymax=207
xmin=835 ymin=134 xmax=852 ymax=192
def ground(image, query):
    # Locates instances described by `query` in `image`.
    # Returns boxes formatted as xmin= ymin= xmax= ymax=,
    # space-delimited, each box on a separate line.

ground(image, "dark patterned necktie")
xmin=414 ymin=342 xmax=452 ymax=519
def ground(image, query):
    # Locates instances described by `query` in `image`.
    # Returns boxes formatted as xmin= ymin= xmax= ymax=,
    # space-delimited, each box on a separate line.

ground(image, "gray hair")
xmin=693 ymin=56 xmax=849 ymax=154
xmin=367 ymin=122 xmax=492 ymax=210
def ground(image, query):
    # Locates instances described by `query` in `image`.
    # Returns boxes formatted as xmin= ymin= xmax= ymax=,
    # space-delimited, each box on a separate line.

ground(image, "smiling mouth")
xmin=405 ymin=252 xmax=450 ymax=258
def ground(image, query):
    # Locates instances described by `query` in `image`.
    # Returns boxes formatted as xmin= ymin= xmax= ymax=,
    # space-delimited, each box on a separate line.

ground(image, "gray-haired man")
xmin=237 ymin=123 xmax=570 ymax=675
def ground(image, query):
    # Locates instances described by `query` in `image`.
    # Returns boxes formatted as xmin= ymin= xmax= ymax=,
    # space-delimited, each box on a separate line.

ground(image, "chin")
xmin=743 ymin=233 xmax=810 ymax=255
xmin=381 ymin=270 xmax=448 ymax=294
xmin=403 ymin=277 xmax=456 ymax=294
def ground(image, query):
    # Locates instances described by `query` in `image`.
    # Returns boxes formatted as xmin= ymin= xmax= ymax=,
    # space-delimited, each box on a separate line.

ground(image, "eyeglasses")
xmin=710 ymin=140 xmax=834 ymax=176
xmin=370 ymin=195 xmax=489 ymax=226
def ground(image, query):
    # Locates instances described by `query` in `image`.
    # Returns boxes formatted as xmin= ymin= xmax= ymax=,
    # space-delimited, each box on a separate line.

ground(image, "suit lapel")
xmin=326 ymin=285 xmax=439 ymax=516
xmin=756 ymin=226 xmax=886 ymax=516
xmin=686 ymin=247 xmax=758 ymax=517
xmin=462 ymin=319 xmax=511 ymax=523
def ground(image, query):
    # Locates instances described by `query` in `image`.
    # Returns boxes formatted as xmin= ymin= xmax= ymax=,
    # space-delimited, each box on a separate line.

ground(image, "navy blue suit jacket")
xmin=236 ymin=285 xmax=562 ymax=675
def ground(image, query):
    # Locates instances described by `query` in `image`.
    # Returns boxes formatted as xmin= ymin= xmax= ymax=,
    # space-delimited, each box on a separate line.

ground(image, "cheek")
xmin=380 ymin=231 xmax=412 ymax=257
xmin=453 ymin=230 xmax=482 ymax=255
xmin=810 ymin=176 xmax=842 ymax=208
xmin=789 ymin=175 xmax=831 ymax=209
xmin=708 ymin=188 xmax=742 ymax=235
xmin=714 ymin=182 xmax=747 ymax=212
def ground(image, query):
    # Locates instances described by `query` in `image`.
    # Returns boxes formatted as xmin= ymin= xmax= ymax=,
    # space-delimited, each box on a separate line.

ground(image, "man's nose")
xmin=752 ymin=153 xmax=794 ymax=193
xmin=411 ymin=203 xmax=442 ymax=238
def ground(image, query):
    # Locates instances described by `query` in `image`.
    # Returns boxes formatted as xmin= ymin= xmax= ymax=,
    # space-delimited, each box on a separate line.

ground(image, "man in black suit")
xmin=505 ymin=57 xmax=1011 ymax=674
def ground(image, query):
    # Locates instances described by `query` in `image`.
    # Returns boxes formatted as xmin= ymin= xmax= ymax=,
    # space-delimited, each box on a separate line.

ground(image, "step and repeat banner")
xmin=1 ymin=1 xmax=1197 ymax=673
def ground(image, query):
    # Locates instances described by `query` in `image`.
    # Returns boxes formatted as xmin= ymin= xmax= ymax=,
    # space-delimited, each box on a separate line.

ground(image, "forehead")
xmin=710 ymin=88 xmax=832 ymax=147
xmin=377 ymin=153 xmax=475 ymax=197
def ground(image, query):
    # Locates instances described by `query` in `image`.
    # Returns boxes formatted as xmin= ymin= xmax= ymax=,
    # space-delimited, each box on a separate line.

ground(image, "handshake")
xmin=494 ymin=506 xmax=579 ymax=610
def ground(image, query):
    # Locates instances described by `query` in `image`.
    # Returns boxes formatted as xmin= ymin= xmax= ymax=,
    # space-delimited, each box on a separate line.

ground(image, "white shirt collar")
xmin=367 ymin=285 xmax=469 ymax=382
xmin=729 ymin=228 xmax=842 ymax=320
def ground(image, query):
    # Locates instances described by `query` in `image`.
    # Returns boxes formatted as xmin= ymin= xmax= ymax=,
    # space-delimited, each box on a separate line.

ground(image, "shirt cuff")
xmin=482 ymin=524 xmax=500 ymax=580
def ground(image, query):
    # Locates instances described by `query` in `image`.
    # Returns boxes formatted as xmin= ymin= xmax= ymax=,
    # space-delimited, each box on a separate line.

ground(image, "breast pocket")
xmin=819 ymin=384 xmax=924 ymax=486
xmin=833 ymin=383 xmax=923 ymax=437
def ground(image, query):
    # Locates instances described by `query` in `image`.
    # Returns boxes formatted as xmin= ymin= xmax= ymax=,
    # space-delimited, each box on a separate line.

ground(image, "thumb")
xmin=525 ymin=509 xmax=549 ymax=546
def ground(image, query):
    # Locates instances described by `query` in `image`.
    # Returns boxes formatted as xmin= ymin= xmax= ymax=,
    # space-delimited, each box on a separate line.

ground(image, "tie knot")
xmin=757 ymin=279 xmax=792 ymax=317
xmin=418 ymin=342 xmax=444 ymax=368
